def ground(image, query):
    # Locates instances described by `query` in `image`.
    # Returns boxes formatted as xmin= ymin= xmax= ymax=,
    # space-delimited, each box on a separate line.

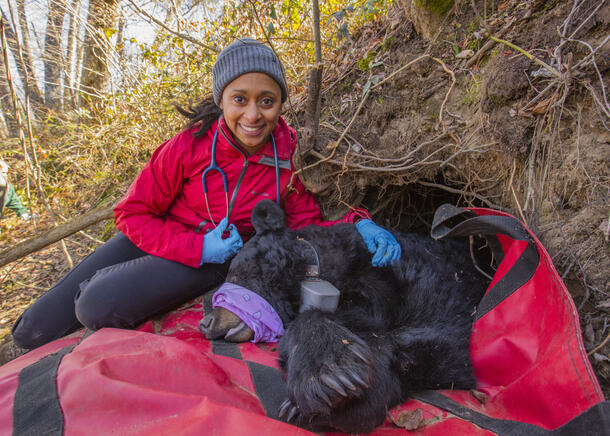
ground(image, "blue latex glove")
xmin=200 ymin=217 xmax=243 ymax=265
xmin=356 ymin=219 xmax=401 ymax=267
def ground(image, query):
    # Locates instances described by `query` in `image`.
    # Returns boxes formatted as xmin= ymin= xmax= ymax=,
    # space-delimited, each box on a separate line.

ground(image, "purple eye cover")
xmin=212 ymin=282 xmax=285 ymax=343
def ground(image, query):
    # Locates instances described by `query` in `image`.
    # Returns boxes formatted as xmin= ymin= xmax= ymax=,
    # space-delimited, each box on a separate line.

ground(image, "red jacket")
xmin=114 ymin=117 xmax=369 ymax=267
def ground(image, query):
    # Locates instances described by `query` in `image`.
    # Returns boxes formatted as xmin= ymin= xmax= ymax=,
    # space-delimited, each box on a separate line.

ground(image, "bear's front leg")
xmin=277 ymin=310 xmax=401 ymax=433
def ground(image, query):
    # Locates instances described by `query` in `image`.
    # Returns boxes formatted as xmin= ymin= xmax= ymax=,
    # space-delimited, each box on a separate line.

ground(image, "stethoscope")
xmin=202 ymin=118 xmax=281 ymax=227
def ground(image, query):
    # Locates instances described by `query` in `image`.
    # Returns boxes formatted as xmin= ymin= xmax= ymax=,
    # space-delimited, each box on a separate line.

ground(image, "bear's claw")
xmin=347 ymin=368 xmax=370 ymax=389
xmin=279 ymin=399 xmax=299 ymax=422
xmin=336 ymin=370 xmax=358 ymax=391
xmin=321 ymin=374 xmax=348 ymax=397
xmin=349 ymin=341 xmax=373 ymax=365
xmin=283 ymin=325 xmax=375 ymax=417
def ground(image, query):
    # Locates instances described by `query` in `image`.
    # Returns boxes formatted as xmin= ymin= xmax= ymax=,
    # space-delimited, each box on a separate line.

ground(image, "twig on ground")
xmin=488 ymin=35 xmax=561 ymax=78
xmin=77 ymin=231 xmax=104 ymax=245
xmin=588 ymin=331 xmax=610 ymax=356
xmin=13 ymin=280 xmax=48 ymax=292
xmin=508 ymin=159 xmax=528 ymax=226
xmin=571 ymin=35 xmax=610 ymax=71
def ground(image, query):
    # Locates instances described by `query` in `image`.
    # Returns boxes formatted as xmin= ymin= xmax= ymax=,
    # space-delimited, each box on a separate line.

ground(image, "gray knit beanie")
xmin=212 ymin=38 xmax=287 ymax=106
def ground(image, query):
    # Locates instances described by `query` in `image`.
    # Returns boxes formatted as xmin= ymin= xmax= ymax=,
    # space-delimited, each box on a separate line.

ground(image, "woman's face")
xmin=220 ymin=72 xmax=282 ymax=154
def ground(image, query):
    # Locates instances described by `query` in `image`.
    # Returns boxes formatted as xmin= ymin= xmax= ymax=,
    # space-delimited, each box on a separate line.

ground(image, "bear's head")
xmin=199 ymin=200 xmax=308 ymax=343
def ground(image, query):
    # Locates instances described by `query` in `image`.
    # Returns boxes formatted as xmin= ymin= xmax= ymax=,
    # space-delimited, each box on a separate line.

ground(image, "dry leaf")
xmin=471 ymin=389 xmax=488 ymax=404
xmin=456 ymin=49 xmax=475 ymax=59
xmin=526 ymin=97 xmax=555 ymax=115
xmin=326 ymin=141 xmax=339 ymax=150
xmin=389 ymin=408 xmax=424 ymax=430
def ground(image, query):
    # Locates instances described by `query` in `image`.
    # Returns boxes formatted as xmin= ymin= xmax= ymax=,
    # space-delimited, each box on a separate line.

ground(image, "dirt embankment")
xmin=294 ymin=0 xmax=609 ymax=394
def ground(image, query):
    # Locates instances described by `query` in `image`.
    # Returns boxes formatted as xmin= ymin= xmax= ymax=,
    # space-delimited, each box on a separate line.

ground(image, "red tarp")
xmin=0 ymin=207 xmax=605 ymax=435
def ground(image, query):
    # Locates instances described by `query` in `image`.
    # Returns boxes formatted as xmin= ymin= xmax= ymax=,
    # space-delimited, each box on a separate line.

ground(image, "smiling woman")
xmin=5 ymin=38 xmax=400 ymax=362
xmin=220 ymin=73 xmax=282 ymax=153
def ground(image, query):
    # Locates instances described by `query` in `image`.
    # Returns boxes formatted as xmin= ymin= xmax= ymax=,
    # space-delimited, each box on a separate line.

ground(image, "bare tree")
xmin=80 ymin=0 xmax=119 ymax=104
xmin=0 ymin=44 xmax=17 ymax=136
xmin=44 ymin=0 xmax=66 ymax=109
xmin=115 ymin=7 xmax=125 ymax=61
xmin=64 ymin=0 xmax=83 ymax=108
xmin=0 ymin=9 xmax=43 ymax=109
xmin=15 ymin=0 xmax=44 ymax=108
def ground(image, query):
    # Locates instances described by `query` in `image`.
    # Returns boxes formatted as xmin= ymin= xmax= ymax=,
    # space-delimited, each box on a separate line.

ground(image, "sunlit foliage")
xmin=9 ymin=0 xmax=392 ymax=222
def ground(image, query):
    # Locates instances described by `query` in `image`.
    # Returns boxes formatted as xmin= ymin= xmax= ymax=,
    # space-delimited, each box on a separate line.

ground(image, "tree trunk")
xmin=301 ymin=0 xmax=323 ymax=154
xmin=44 ymin=0 xmax=65 ymax=110
xmin=0 ymin=11 xmax=44 ymax=113
xmin=116 ymin=9 xmax=125 ymax=62
xmin=65 ymin=0 xmax=83 ymax=109
xmin=80 ymin=0 xmax=119 ymax=104
xmin=0 ymin=41 xmax=17 ymax=137
xmin=15 ymin=0 xmax=44 ymax=108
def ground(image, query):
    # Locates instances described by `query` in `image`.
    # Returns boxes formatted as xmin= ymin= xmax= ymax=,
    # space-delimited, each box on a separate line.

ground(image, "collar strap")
xmin=297 ymin=236 xmax=320 ymax=277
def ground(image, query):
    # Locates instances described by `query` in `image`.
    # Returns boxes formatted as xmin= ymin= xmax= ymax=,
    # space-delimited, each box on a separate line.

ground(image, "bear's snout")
xmin=199 ymin=306 xmax=254 ymax=342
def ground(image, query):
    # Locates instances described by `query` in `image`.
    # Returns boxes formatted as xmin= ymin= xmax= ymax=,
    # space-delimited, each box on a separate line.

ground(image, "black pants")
xmin=11 ymin=232 xmax=229 ymax=349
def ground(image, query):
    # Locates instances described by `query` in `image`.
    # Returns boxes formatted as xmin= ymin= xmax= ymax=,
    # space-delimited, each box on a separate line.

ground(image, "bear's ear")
xmin=251 ymin=199 xmax=286 ymax=233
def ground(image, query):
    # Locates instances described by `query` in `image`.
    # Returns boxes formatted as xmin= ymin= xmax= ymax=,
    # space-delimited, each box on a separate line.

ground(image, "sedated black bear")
xmin=200 ymin=199 xmax=488 ymax=433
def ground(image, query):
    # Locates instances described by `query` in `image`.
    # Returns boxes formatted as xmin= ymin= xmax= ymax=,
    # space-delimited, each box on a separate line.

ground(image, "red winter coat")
xmin=114 ymin=117 xmax=369 ymax=268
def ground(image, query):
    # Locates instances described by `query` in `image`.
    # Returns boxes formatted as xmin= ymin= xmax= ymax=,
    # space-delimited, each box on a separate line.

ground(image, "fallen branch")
xmin=0 ymin=204 xmax=115 ymax=269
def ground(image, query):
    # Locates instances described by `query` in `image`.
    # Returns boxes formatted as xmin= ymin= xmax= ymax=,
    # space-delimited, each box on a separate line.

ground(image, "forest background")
xmin=0 ymin=0 xmax=608 ymax=395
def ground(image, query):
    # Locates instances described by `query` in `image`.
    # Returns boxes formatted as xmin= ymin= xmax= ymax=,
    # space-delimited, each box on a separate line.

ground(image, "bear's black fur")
xmin=222 ymin=200 xmax=488 ymax=433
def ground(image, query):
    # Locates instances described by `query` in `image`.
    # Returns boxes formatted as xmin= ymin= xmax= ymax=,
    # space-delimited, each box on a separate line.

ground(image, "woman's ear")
xmin=251 ymin=200 xmax=286 ymax=234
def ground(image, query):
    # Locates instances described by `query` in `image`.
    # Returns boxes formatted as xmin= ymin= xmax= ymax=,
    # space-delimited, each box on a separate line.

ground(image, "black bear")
xmin=200 ymin=200 xmax=488 ymax=433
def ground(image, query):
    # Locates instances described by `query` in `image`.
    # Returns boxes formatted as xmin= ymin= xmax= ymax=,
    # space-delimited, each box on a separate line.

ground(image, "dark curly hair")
xmin=175 ymin=96 xmax=223 ymax=138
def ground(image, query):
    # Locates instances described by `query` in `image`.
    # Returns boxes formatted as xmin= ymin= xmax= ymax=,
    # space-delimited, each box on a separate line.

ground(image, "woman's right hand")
xmin=200 ymin=218 xmax=243 ymax=265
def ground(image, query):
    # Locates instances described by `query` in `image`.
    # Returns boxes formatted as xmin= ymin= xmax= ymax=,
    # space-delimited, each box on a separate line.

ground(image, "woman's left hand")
xmin=356 ymin=219 xmax=402 ymax=267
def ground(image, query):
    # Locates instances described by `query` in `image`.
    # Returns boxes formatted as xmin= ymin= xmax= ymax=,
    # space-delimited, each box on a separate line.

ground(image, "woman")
xmin=6 ymin=38 xmax=400 ymax=357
